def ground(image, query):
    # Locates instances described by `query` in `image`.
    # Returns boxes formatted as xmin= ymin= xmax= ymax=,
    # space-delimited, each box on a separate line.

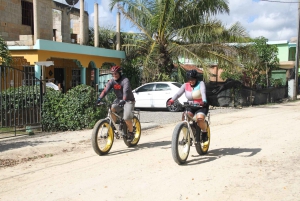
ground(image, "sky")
xmin=56 ymin=0 xmax=298 ymax=42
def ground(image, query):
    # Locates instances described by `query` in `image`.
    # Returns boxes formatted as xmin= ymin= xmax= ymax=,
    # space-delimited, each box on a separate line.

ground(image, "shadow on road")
xmin=185 ymin=147 xmax=261 ymax=166
xmin=0 ymin=140 xmax=63 ymax=153
xmin=108 ymin=140 xmax=171 ymax=156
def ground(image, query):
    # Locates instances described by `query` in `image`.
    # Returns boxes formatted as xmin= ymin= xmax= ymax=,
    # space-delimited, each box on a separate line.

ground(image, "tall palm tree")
xmin=110 ymin=0 xmax=249 ymax=82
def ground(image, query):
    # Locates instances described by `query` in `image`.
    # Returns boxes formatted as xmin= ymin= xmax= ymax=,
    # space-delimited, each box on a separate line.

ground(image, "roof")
xmin=8 ymin=39 xmax=126 ymax=59
xmin=175 ymin=64 xmax=203 ymax=73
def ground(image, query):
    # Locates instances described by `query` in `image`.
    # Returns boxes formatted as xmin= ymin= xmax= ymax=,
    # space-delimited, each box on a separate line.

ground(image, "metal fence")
xmin=0 ymin=65 xmax=43 ymax=139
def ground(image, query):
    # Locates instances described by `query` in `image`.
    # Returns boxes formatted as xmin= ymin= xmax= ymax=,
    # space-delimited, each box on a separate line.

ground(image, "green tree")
xmin=110 ymin=0 xmax=249 ymax=82
xmin=88 ymin=26 xmax=116 ymax=49
xmin=239 ymin=36 xmax=279 ymax=88
xmin=87 ymin=27 xmax=142 ymax=87
xmin=0 ymin=35 xmax=12 ymax=65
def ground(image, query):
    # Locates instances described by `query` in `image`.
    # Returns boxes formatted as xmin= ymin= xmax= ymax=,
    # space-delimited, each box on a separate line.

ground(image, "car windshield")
xmin=171 ymin=82 xmax=182 ymax=88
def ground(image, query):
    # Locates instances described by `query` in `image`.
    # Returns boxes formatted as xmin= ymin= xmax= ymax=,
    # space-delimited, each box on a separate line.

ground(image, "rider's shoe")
xmin=201 ymin=132 xmax=208 ymax=143
xmin=126 ymin=132 xmax=134 ymax=142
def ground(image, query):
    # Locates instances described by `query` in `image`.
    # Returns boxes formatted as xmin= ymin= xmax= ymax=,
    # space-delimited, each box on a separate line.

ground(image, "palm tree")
xmin=110 ymin=0 xmax=249 ymax=82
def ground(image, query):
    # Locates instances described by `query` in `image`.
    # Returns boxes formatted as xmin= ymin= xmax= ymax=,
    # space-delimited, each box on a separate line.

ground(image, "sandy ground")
xmin=1 ymin=101 xmax=300 ymax=201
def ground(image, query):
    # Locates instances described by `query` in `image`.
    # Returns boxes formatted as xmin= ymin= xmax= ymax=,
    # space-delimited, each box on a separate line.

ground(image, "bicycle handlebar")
xmin=96 ymin=101 xmax=125 ymax=108
xmin=182 ymin=102 xmax=203 ymax=108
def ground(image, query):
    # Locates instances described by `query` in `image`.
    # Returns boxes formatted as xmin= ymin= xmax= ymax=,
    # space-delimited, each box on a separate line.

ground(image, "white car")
xmin=132 ymin=82 xmax=187 ymax=112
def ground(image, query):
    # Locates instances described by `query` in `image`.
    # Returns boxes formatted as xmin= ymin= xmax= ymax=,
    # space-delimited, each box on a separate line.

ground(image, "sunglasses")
xmin=111 ymin=72 xmax=119 ymax=75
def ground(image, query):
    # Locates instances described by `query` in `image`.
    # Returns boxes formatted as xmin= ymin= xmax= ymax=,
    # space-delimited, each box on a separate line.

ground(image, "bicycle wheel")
xmin=195 ymin=120 xmax=210 ymax=155
xmin=91 ymin=119 xmax=114 ymax=156
xmin=123 ymin=116 xmax=141 ymax=147
xmin=171 ymin=122 xmax=191 ymax=165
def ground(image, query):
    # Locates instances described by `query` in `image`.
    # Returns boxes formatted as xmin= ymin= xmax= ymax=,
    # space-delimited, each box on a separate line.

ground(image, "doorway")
xmin=54 ymin=68 xmax=65 ymax=92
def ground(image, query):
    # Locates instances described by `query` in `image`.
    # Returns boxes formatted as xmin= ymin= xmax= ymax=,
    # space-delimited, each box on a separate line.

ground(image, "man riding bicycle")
xmin=97 ymin=66 xmax=135 ymax=141
xmin=168 ymin=70 xmax=209 ymax=144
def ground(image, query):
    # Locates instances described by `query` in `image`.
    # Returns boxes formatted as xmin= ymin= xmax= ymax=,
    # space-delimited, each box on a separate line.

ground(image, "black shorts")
xmin=186 ymin=105 xmax=209 ymax=116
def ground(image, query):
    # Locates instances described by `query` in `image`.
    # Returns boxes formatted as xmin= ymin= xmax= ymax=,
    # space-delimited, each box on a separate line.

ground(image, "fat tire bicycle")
xmin=171 ymin=102 xmax=211 ymax=165
xmin=91 ymin=102 xmax=141 ymax=156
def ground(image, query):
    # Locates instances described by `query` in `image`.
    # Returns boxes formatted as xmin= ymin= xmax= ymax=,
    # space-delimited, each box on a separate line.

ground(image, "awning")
xmin=279 ymin=61 xmax=295 ymax=69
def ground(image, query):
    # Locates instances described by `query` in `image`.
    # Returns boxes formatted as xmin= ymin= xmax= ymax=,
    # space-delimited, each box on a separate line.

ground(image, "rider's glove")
xmin=167 ymin=99 xmax=174 ymax=106
xmin=201 ymin=101 xmax=207 ymax=107
xmin=118 ymin=100 xmax=126 ymax=107
xmin=96 ymin=98 xmax=102 ymax=105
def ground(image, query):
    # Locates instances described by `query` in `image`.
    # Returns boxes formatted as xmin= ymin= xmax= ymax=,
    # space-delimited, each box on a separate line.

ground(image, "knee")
xmin=197 ymin=117 xmax=205 ymax=122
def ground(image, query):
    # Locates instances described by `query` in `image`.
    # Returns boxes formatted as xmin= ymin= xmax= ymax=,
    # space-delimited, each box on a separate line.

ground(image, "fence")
xmin=0 ymin=65 xmax=43 ymax=139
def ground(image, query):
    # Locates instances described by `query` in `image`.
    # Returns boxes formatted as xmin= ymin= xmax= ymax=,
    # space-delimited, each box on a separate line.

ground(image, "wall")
xmin=271 ymin=70 xmax=287 ymax=86
xmin=276 ymin=44 xmax=289 ymax=62
xmin=53 ymin=1 xmax=89 ymax=44
xmin=0 ymin=0 xmax=32 ymax=41
xmin=0 ymin=0 xmax=53 ymax=41
xmin=208 ymin=87 xmax=287 ymax=107
xmin=209 ymin=66 xmax=225 ymax=83
xmin=1 ymin=0 xmax=88 ymax=44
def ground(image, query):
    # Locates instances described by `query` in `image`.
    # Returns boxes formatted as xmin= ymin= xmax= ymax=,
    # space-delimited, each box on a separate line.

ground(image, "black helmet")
xmin=186 ymin=70 xmax=197 ymax=79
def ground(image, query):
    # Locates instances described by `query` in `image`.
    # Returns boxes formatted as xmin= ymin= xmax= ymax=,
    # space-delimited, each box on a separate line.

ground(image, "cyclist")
xmin=97 ymin=66 xmax=135 ymax=141
xmin=168 ymin=70 xmax=209 ymax=144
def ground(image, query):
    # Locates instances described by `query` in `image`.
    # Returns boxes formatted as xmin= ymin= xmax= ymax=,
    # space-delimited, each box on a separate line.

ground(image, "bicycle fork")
xmin=179 ymin=121 xmax=195 ymax=146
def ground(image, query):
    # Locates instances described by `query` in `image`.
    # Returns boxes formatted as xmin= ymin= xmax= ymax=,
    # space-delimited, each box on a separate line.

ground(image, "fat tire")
xmin=91 ymin=119 xmax=114 ymax=156
xmin=171 ymin=122 xmax=190 ymax=165
xmin=195 ymin=121 xmax=210 ymax=155
xmin=123 ymin=116 xmax=142 ymax=147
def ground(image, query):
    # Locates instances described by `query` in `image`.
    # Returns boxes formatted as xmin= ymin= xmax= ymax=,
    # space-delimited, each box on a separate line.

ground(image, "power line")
xmin=260 ymin=0 xmax=299 ymax=3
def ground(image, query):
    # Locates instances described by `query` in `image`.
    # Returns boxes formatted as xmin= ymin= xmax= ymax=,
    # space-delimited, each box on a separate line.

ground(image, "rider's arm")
xmin=122 ymin=78 xmax=131 ymax=101
xmin=171 ymin=83 xmax=186 ymax=101
xmin=99 ymin=79 xmax=113 ymax=99
xmin=200 ymin=81 xmax=207 ymax=103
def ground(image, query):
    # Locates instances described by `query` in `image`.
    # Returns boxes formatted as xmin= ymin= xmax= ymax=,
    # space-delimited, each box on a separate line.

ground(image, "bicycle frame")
xmin=182 ymin=105 xmax=210 ymax=144
xmin=105 ymin=104 xmax=140 ymax=137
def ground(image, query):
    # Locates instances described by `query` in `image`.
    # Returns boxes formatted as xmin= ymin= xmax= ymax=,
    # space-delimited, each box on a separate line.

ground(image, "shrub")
xmin=42 ymin=85 xmax=107 ymax=131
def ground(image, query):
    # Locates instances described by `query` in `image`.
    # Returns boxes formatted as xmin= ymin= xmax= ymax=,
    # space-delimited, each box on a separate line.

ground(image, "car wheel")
xmin=167 ymin=100 xmax=182 ymax=112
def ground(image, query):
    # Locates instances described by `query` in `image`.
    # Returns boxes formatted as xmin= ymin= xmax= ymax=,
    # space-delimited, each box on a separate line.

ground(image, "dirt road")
xmin=1 ymin=101 xmax=300 ymax=201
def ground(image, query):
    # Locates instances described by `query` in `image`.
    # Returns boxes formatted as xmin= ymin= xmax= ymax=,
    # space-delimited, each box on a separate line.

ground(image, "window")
xmin=23 ymin=66 xmax=35 ymax=86
xmin=72 ymin=69 xmax=81 ymax=87
xmin=136 ymin=84 xmax=155 ymax=92
xmin=155 ymin=84 xmax=171 ymax=91
xmin=21 ymin=1 xmax=33 ymax=26
xmin=289 ymin=47 xmax=296 ymax=61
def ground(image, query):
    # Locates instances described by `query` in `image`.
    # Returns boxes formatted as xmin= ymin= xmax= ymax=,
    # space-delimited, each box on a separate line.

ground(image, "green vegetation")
xmin=110 ymin=0 xmax=249 ymax=82
xmin=0 ymin=35 xmax=12 ymax=65
xmin=42 ymin=85 xmax=108 ymax=131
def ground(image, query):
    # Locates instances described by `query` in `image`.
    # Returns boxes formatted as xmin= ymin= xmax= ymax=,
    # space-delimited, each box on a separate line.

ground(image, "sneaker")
xmin=126 ymin=132 xmax=134 ymax=142
xmin=201 ymin=132 xmax=208 ymax=143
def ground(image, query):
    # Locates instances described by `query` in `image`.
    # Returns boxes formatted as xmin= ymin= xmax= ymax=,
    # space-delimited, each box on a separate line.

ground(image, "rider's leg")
xmin=196 ymin=113 xmax=208 ymax=142
xmin=196 ymin=113 xmax=207 ymax=132
xmin=111 ymin=107 xmax=117 ymax=123
xmin=125 ymin=120 xmax=133 ymax=132
xmin=124 ymin=101 xmax=135 ymax=141
xmin=182 ymin=111 xmax=194 ymax=121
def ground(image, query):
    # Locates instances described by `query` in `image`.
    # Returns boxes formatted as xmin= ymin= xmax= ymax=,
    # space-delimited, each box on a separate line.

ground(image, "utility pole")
xmin=294 ymin=0 xmax=300 ymax=100
xmin=265 ymin=62 xmax=269 ymax=88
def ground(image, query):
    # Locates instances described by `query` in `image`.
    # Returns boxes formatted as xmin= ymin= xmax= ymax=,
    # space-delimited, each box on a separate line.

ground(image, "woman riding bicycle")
xmin=97 ymin=65 xmax=135 ymax=141
xmin=168 ymin=70 xmax=209 ymax=144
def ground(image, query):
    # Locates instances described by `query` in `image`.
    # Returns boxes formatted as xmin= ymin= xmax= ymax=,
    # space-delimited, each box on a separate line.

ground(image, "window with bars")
xmin=21 ymin=1 xmax=33 ymax=26
xmin=71 ymin=69 xmax=81 ymax=87
xmin=23 ymin=66 xmax=35 ymax=86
